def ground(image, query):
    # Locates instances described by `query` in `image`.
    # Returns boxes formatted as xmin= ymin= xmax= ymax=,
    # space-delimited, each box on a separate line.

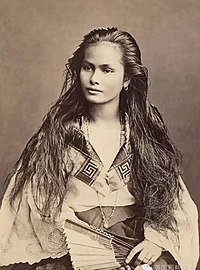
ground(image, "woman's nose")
xmin=90 ymin=70 xmax=100 ymax=85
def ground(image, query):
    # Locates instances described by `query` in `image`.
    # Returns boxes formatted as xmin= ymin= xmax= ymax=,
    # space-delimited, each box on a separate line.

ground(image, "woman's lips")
xmin=86 ymin=88 xmax=102 ymax=94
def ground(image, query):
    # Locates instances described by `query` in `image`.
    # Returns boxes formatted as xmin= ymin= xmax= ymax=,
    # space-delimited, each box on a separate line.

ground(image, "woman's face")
xmin=80 ymin=41 xmax=128 ymax=105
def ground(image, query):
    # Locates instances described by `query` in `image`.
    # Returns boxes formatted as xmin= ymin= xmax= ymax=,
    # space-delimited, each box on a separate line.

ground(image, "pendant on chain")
xmin=103 ymin=220 xmax=109 ymax=229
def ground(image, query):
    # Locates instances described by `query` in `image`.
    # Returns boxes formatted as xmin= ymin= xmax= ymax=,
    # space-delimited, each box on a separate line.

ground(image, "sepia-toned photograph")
xmin=0 ymin=1 xmax=199 ymax=270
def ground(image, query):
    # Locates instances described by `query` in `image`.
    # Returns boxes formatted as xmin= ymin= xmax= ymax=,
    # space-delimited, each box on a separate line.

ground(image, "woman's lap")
xmin=0 ymin=252 xmax=179 ymax=270
xmin=1 ymin=208 xmax=180 ymax=270
xmin=0 ymin=255 xmax=72 ymax=270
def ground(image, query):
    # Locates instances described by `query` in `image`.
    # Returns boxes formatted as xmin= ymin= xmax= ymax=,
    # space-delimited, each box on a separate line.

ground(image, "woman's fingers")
xmin=125 ymin=242 xmax=143 ymax=263
xmin=135 ymin=249 xmax=161 ymax=266
xmin=125 ymin=240 xmax=162 ymax=265
xmin=134 ymin=250 xmax=150 ymax=266
xmin=149 ymin=254 xmax=160 ymax=263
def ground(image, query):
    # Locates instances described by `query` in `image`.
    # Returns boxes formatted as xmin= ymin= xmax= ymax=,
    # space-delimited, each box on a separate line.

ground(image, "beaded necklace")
xmin=85 ymin=115 xmax=126 ymax=229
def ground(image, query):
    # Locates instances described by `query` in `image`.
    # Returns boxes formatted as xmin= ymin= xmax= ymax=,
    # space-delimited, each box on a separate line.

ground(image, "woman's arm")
xmin=143 ymin=176 xmax=199 ymax=270
xmin=0 ymin=174 xmax=72 ymax=266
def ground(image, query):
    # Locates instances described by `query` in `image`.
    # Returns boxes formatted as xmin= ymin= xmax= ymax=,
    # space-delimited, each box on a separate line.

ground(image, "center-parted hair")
xmin=7 ymin=27 xmax=182 ymax=232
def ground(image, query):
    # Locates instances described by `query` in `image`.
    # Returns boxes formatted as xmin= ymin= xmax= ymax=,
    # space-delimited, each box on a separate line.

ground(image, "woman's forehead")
xmin=83 ymin=41 xmax=123 ymax=66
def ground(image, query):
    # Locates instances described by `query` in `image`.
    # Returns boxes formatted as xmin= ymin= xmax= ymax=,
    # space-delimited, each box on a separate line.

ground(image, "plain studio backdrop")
xmin=0 ymin=0 xmax=199 ymax=268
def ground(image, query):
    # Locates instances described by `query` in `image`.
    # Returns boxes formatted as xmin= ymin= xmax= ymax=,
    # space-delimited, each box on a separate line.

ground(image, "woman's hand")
xmin=125 ymin=239 xmax=162 ymax=266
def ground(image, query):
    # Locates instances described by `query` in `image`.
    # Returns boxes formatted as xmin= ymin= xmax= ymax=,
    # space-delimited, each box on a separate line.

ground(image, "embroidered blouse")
xmin=0 ymin=126 xmax=199 ymax=270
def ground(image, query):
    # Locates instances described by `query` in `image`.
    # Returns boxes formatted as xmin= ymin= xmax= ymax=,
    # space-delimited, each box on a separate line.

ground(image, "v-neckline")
xmin=72 ymin=126 xmax=129 ymax=172
xmin=88 ymin=136 xmax=127 ymax=171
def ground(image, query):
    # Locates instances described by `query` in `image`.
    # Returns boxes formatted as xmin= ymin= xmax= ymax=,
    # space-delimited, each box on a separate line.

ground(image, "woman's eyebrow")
xmin=82 ymin=60 xmax=113 ymax=68
xmin=100 ymin=64 xmax=113 ymax=69
xmin=82 ymin=60 xmax=93 ymax=66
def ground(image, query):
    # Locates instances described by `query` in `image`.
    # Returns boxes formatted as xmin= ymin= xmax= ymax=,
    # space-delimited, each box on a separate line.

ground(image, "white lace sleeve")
xmin=0 ymin=174 xmax=69 ymax=266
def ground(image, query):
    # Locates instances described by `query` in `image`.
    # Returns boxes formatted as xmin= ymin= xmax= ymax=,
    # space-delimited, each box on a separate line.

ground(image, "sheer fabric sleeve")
xmin=144 ymin=176 xmax=199 ymax=270
xmin=0 ymin=173 xmax=77 ymax=266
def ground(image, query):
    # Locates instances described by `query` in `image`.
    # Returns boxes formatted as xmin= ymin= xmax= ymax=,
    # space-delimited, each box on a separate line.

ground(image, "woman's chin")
xmin=84 ymin=95 xmax=105 ymax=104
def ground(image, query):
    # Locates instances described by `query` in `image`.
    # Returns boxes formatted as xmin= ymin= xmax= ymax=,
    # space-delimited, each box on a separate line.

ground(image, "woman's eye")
xmin=82 ymin=65 xmax=91 ymax=71
xmin=103 ymin=68 xmax=114 ymax=74
xmin=104 ymin=69 xmax=110 ymax=73
xmin=102 ymin=68 xmax=114 ymax=73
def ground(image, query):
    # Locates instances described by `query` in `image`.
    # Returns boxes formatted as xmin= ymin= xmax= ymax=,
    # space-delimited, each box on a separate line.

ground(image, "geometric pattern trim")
xmin=117 ymin=160 xmax=131 ymax=179
xmin=82 ymin=159 xmax=98 ymax=179
xmin=75 ymin=159 xmax=100 ymax=185
xmin=69 ymin=127 xmax=133 ymax=186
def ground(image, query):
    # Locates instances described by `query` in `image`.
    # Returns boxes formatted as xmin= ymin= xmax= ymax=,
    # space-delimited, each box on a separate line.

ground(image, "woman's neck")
xmin=89 ymin=102 xmax=120 ymax=125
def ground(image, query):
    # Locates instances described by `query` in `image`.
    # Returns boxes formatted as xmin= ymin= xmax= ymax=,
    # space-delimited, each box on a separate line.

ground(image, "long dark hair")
xmin=7 ymin=27 xmax=181 ymax=231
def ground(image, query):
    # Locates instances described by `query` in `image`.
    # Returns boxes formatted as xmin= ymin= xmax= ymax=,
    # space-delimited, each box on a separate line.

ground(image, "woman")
xmin=0 ymin=27 xmax=198 ymax=270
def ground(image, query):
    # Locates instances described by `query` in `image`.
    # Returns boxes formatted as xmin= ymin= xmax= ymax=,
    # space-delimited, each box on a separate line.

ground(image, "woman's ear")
xmin=123 ymin=76 xmax=131 ymax=88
